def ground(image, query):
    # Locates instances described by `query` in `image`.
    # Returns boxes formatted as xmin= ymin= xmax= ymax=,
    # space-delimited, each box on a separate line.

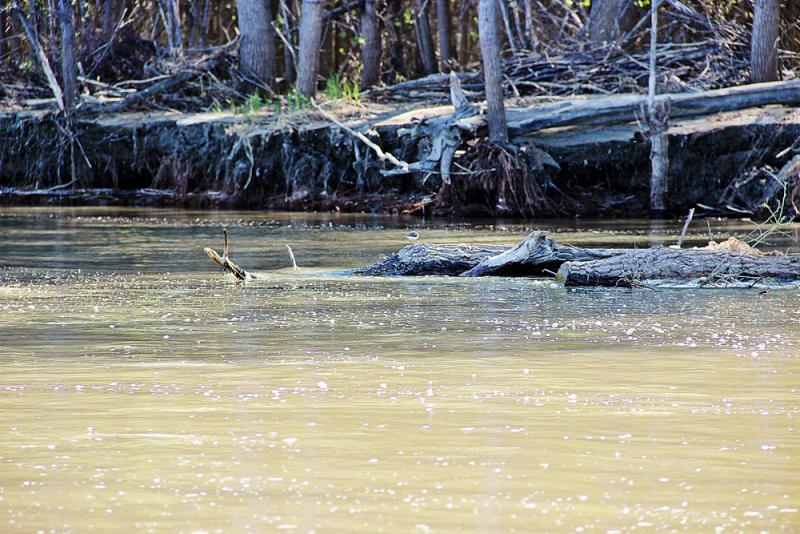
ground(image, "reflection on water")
xmin=1 ymin=207 xmax=799 ymax=531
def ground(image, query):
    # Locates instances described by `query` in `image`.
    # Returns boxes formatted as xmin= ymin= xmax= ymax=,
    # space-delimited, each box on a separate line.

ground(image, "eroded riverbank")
xmin=2 ymin=100 xmax=799 ymax=218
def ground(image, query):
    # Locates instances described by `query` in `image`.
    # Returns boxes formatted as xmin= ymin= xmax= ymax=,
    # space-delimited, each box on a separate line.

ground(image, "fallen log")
xmin=506 ymin=80 xmax=800 ymax=136
xmin=352 ymin=243 xmax=509 ymax=276
xmin=354 ymin=231 xmax=626 ymax=277
xmin=460 ymin=231 xmax=625 ymax=277
xmin=202 ymin=228 xmax=800 ymax=288
xmin=556 ymin=245 xmax=800 ymax=287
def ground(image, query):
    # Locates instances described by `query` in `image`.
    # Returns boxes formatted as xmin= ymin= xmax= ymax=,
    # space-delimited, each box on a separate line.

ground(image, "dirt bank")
xmin=1 ymin=101 xmax=799 ymax=217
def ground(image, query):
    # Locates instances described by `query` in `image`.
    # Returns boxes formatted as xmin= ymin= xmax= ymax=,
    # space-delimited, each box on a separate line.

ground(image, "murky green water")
xmin=1 ymin=207 xmax=799 ymax=532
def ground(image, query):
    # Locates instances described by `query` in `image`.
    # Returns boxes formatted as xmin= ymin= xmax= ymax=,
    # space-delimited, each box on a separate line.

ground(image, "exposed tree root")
xmin=436 ymin=142 xmax=564 ymax=217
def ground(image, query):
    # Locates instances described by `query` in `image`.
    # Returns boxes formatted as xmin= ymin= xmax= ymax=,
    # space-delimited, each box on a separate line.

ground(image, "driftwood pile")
xmin=204 ymin=230 xmax=800 ymax=288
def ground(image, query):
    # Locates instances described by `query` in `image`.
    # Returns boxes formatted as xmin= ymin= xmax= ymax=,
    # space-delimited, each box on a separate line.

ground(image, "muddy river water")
xmin=1 ymin=207 xmax=798 ymax=532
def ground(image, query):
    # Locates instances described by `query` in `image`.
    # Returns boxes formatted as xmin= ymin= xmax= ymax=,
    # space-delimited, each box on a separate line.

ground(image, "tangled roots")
xmin=436 ymin=142 xmax=566 ymax=218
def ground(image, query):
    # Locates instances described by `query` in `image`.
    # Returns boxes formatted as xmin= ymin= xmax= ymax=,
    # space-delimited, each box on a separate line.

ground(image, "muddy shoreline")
xmin=2 ymin=104 xmax=798 ymax=217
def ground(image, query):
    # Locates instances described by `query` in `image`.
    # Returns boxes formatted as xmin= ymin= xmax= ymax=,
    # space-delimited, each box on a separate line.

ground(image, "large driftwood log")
xmin=506 ymin=80 xmax=800 ymax=136
xmin=556 ymin=246 xmax=800 ymax=287
xmin=202 ymin=229 xmax=800 ymax=288
xmin=460 ymin=231 xmax=624 ymax=277
xmin=353 ymin=243 xmax=509 ymax=276
xmin=354 ymin=231 xmax=625 ymax=277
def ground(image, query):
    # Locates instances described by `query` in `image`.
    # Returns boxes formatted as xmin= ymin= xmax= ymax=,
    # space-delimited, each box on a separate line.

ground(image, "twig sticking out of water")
xmin=286 ymin=245 xmax=300 ymax=270
xmin=677 ymin=207 xmax=695 ymax=248
xmin=204 ymin=229 xmax=253 ymax=281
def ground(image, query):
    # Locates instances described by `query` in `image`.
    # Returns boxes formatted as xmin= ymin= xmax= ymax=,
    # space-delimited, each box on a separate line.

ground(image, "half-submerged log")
xmin=460 ymin=231 xmax=624 ymax=277
xmin=353 ymin=243 xmax=509 ymax=276
xmin=556 ymin=244 xmax=800 ymax=287
xmin=354 ymin=231 xmax=625 ymax=277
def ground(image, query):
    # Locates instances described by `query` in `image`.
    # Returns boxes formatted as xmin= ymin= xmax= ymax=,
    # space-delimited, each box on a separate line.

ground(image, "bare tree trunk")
xmin=360 ymin=0 xmax=381 ymax=88
xmin=102 ymin=0 xmax=118 ymax=37
xmin=647 ymin=0 xmax=668 ymax=214
xmin=58 ymin=0 xmax=78 ymax=185
xmin=278 ymin=0 xmax=296 ymax=85
xmin=296 ymin=0 xmax=325 ymax=95
xmin=587 ymin=0 xmax=635 ymax=45
xmin=200 ymin=0 xmax=211 ymax=46
xmin=59 ymin=0 xmax=77 ymax=112
xmin=0 ymin=10 xmax=7 ymax=62
xmin=435 ymin=0 xmax=452 ymax=71
xmin=456 ymin=0 xmax=472 ymax=66
xmin=414 ymin=0 xmax=437 ymax=75
xmin=236 ymin=0 xmax=277 ymax=87
xmin=75 ymin=0 xmax=85 ymax=31
xmin=523 ymin=0 xmax=536 ymax=51
xmin=498 ymin=0 xmax=518 ymax=53
xmin=169 ymin=0 xmax=182 ymax=49
xmin=385 ymin=0 xmax=405 ymax=82
xmin=751 ymin=0 xmax=780 ymax=83
xmin=478 ymin=0 xmax=507 ymax=143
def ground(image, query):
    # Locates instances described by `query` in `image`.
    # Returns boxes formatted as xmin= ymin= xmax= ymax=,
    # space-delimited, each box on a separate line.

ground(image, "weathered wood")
xmin=647 ymin=0 xmax=669 ymax=215
xmin=237 ymin=0 xmax=278 ymax=87
xmin=478 ymin=0 xmax=508 ymax=143
xmin=13 ymin=8 xmax=65 ymax=112
xmin=506 ymin=80 xmax=800 ymax=136
xmin=360 ymin=0 xmax=381 ymax=88
xmin=460 ymin=232 xmax=625 ymax=277
xmin=204 ymin=229 xmax=254 ymax=281
xmin=751 ymin=0 xmax=780 ymax=83
xmin=296 ymin=0 xmax=325 ymax=96
xmin=353 ymin=243 xmax=509 ymax=276
xmin=556 ymin=246 xmax=800 ymax=287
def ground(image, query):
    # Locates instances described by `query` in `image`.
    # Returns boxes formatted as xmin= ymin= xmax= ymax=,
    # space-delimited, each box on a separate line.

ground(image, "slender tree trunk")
xmin=102 ymin=0 xmax=118 ymax=37
xmin=360 ymin=0 xmax=381 ymax=88
xmin=385 ymin=0 xmax=405 ymax=82
xmin=478 ymin=0 xmax=507 ymax=143
xmin=647 ymin=0 xmax=668 ymax=214
xmin=751 ymin=0 xmax=780 ymax=83
xmin=236 ymin=0 xmax=277 ymax=87
xmin=414 ymin=0 xmax=437 ymax=75
xmin=317 ymin=23 xmax=331 ymax=80
xmin=279 ymin=0 xmax=296 ymax=84
xmin=0 ymin=10 xmax=7 ymax=62
xmin=28 ymin=0 xmax=37 ymax=39
xmin=587 ymin=0 xmax=635 ymax=45
xmin=296 ymin=0 xmax=325 ymax=95
xmin=435 ymin=0 xmax=452 ymax=71
xmin=200 ymin=0 xmax=211 ymax=46
xmin=456 ymin=0 xmax=472 ymax=66
xmin=77 ymin=0 xmax=86 ymax=31
xmin=523 ymin=0 xmax=536 ymax=51
xmin=497 ymin=0 xmax=518 ymax=53
xmin=59 ymin=0 xmax=77 ymax=113
xmin=168 ymin=0 xmax=182 ymax=49
xmin=58 ymin=0 xmax=78 ymax=185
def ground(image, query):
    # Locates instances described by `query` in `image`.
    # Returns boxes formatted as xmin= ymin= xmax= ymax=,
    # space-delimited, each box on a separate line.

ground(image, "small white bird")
xmin=405 ymin=231 xmax=420 ymax=243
